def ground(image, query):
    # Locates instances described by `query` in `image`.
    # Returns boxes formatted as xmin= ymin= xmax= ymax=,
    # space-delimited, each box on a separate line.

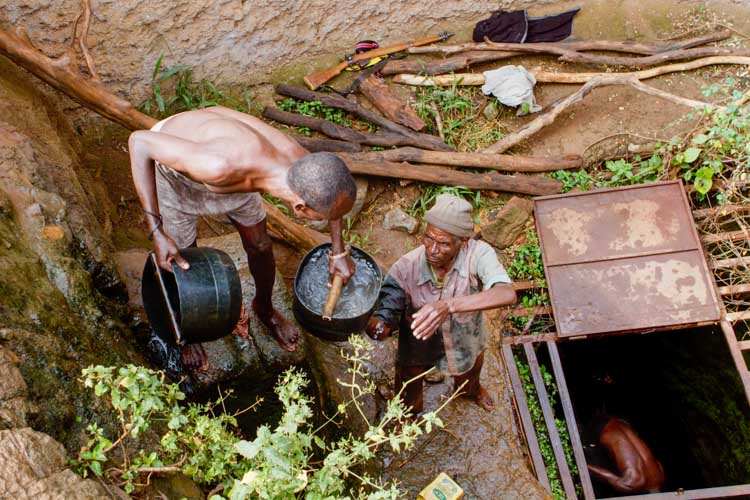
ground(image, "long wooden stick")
xmin=322 ymin=274 xmax=345 ymax=320
xmin=0 ymin=26 xmax=154 ymax=131
xmin=293 ymin=136 xmax=363 ymax=153
xmin=338 ymin=154 xmax=562 ymax=195
xmin=393 ymin=56 xmax=750 ymax=86
xmin=479 ymin=38 xmax=750 ymax=67
xmin=482 ymin=76 xmax=716 ymax=154
xmin=382 ymin=50 xmax=518 ymax=76
xmin=383 ymin=31 xmax=732 ymax=76
xmin=348 ymin=147 xmax=582 ymax=172
xmin=263 ymin=106 xmax=441 ymax=149
xmin=275 ymin=84 xmax=450 ymax=151
xmin=408 ymin=30 xmax=731 ymax=55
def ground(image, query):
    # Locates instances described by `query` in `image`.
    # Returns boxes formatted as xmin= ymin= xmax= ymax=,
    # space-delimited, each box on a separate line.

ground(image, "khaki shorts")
xmin=151 ymin=117 xmax=265 ymax=248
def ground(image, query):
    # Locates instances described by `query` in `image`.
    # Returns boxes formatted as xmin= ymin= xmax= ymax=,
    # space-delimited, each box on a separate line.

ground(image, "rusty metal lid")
xmin=534 ymin=181 xmax=721 ymax=337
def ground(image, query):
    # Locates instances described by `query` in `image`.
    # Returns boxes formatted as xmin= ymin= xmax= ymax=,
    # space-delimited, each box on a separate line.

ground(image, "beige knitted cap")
xmin=424 ymin=194 xmax=474 ymax=238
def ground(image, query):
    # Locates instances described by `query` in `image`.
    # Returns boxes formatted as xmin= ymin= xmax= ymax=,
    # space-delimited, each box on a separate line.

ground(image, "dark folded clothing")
xmin=473 ymin=7 xmax=580 ymax=43
xmin=473 ymin=9 xmax=527 ymax=43
xmin=527 ymin=8 xmax=580 ymax=42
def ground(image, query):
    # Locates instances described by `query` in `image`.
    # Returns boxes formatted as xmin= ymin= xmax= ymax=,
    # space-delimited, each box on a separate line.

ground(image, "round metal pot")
xmin=293 ymin=243 xmax=382 ymax=341
xmin=142 ymin=247 xmax=242 ymax=345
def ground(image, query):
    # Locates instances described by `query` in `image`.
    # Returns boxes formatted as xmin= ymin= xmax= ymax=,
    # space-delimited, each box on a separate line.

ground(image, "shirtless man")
xmin=588 ymin=417 xmax=665 ymax=494
xmin=129 ymin=106 xmax=356 ymax=368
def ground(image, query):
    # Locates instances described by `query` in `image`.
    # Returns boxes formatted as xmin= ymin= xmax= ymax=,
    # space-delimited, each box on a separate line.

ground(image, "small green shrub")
xmin=76 ymin=336 xmax=451 ymax=498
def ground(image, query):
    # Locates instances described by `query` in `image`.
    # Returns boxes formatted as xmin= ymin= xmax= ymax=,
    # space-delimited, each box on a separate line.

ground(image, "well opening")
xmin=550 ymin=326 xmax=750 ymax=497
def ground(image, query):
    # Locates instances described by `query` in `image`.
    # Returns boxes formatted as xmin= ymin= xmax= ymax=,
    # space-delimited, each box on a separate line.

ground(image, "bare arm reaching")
xmin=588 ymin=463 xmax=647 ymax=494
xmin=128 ymin=130 xmax=227 ymax=271
xmin=411 ymin=283 xmax=516 ymax=340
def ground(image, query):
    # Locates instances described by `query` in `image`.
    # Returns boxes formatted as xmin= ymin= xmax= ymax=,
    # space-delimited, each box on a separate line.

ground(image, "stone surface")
xmin=482 ymin=196 xmax=534 ymax=249
xmin=383 ymin=208 xmax=419 ymax=234
xmin=0 ymin=427 xmax=111 ymax=499
xmin=304 ymin=332 xmax=395 ymax=436
xmin=0 ymin=0 xmax=552 ymax=104
xmin=0 ymin=346 xmax=114 ymax=499
xmin=0 ymin=59 xmax=145 ymax=451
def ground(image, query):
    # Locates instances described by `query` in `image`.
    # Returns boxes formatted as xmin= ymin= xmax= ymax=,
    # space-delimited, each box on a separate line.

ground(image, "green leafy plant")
xmin=415 ymin=80 xmax=505 ymax=150
xmin=550 ymin=169 xmax=594 ymax=193
xmin=139 ymin=55 xmax=252 ymax=117
xmin=277 ymin=98 xmax=376 ymax=136
xmin=515 ymin=354 xmax=581 ymax=500
xmin=600 ymin=155 xmax=664 ymax=188
xmin=666 ymin=81 xmax=750 ymax=199
xmin=77 ymin=365 xmax=248 ymax=492
xmin=76 ymin=336 xmax=451 ymax=498
xmin=262 ymin=193 xmax=290 ymax=216
xmin=507 ymin=230 xmax=546 ymax=286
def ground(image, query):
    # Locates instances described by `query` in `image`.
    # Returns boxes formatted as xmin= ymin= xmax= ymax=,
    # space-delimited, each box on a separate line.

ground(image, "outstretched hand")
xmin=153 ymin=231 xmax=190 ymax=272
xmin=411 ymin=300 xmax=451 ymax=340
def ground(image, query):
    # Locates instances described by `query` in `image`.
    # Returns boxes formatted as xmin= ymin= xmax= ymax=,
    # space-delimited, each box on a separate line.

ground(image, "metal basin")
xmin=141 ymin=247 xmax=242 ymax=345
xmin=293 ymin=243 xmax=382 ymax=341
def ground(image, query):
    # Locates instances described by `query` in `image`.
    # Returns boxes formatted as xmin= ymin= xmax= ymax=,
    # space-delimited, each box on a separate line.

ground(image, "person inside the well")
xmin=588 ymin=416 xmax=665 ymax=494
xmin=128 ymin=106 xmax=357 ymax=370
xmin=366 ymin=194 xmax=517 ymax=413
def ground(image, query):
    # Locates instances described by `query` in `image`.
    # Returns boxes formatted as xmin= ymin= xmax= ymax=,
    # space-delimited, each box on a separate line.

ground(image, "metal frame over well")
xmin=500 ymin=182 xmax=750 ymax=499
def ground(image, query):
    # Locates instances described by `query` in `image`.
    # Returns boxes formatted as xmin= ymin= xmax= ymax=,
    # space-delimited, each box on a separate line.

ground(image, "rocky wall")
xmin=0 ymin=57 xmax=146 ymax=451
xmin=1 ymin=0 xmax=554 ymax=102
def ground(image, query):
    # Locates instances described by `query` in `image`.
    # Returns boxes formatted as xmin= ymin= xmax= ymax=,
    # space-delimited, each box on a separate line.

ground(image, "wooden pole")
xmin=348 ymin=147 xmax=582 ymax=172
xmin=338 ymin=154 xmax=562 ymax=196
xmin=263 ymin=106 xmax=437 ymax=149
xmin=393 ymin=56 xmax=750 ymax=86
xmin=482 ymin=76 xmax=717 ymax=154
xmin=276 ymin=84 xmax=451 ymax=151
xmin=407 ymin=30 xmax=731 ymax=55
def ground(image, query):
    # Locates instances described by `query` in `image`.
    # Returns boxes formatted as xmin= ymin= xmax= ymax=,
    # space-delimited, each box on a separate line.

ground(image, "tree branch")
xmin=407 ymin=30 xmax=731 ymax=55
xmin=482 ymin=76 xmax=716 ymax=154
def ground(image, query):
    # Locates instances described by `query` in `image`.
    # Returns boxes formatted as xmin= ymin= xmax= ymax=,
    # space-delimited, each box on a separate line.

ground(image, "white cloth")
xmin=481 ymin=65 xmax=541 ymax=115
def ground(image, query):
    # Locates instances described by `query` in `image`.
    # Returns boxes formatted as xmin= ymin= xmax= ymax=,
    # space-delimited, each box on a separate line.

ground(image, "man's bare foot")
xmin=180 ymin=343 xmax=209 ymax=372
xmin=474 ymin=385 xmax=494 ymax=412
xmin=232 ymin=304 xmax=250 ymax=339
xmin=252 ymin=301 xmax=299 ymax=352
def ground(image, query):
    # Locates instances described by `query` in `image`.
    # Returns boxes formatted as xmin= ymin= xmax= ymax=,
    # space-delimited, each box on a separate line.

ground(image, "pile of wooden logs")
xmin=381 ymin=29 xmax=750 ymax=154
xmin=260 ymin=27 xmax=750 ymax=197
xmin=262 ymin=83 xmax=584 ymax=196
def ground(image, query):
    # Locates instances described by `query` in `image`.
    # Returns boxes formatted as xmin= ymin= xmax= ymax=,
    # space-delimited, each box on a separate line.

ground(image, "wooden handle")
xmin=322 ymin=274 xmax=345 ymax=320
xmin=303 ymin=32 xmax=453 ymax=90
xmin=304 ymin=62 xmax=349 ymax=90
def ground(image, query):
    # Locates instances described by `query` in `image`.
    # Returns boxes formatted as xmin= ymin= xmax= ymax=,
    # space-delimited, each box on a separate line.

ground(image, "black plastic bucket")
xmin=293 ymin=243 xmax=382 ymax=341
xmin=142 ymin=247 xmax=242 ymax=345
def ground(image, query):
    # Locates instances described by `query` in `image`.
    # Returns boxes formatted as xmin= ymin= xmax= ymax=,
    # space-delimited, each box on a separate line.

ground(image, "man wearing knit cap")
xmin=367 ymin=194 xmax=516 ymax=412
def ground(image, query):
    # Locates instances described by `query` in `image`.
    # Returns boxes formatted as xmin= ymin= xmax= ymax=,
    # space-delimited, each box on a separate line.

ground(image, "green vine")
xmin=515 ymin=354 xmax=581 ymax=499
